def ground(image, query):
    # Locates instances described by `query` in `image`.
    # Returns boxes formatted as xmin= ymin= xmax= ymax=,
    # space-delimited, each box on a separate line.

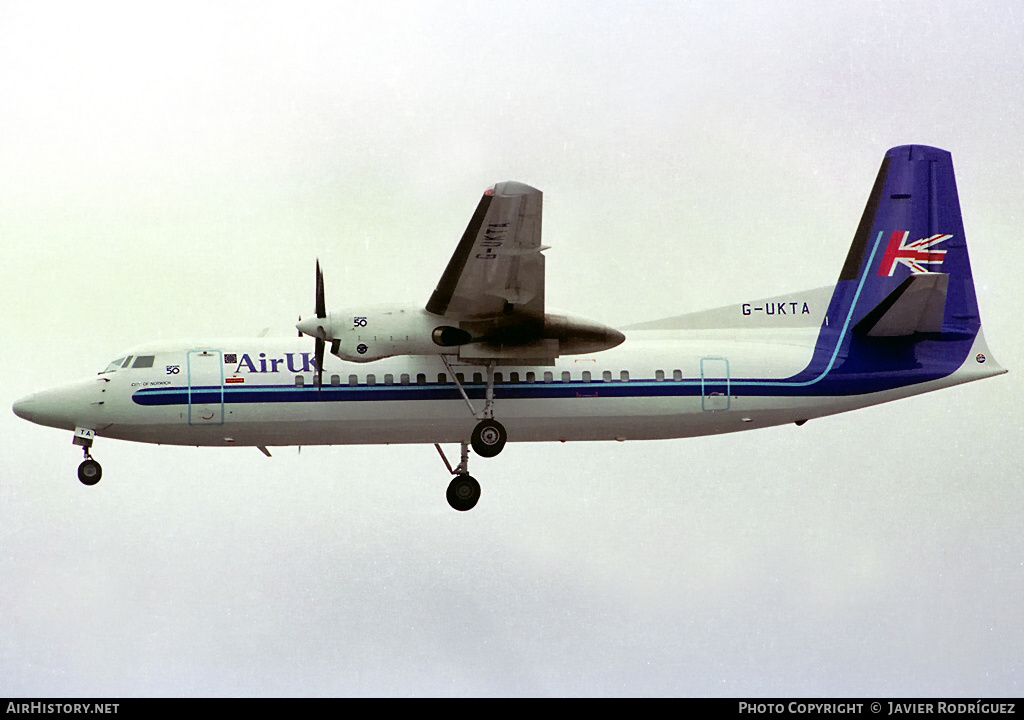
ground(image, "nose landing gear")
xmin=78 ymin=457 xmax=102 ymax=486
xmin=73 ymin=427 xmax=102 ymax=486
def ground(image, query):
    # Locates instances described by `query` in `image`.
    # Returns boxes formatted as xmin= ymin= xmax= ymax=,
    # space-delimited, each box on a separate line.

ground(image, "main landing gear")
xmin=435 ymin=442 xmax=481 ymax=511
xmin=471 ymin=418 xmax=506 ymax=458
xmin=73 ymin=427 xmax=102 ymax=486
xmin=443 ymin=358 xmax=508 ymax=459
xmin=435 ymin=358 xmax=510 ymax=511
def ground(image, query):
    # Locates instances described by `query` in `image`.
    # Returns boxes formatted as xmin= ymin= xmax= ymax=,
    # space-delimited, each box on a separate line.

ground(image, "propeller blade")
xmin=315 ymin=332 xmax=325 ymax=390
xmin=298 ymin=261 xmax=329 ymax=393
xmin=314 ymin=261 xmax=326 ymax=391
xmin=315 ymin=259 xmax=326 ymax=319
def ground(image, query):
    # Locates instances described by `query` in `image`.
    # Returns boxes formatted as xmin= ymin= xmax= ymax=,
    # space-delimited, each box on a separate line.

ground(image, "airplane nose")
xmin=12 ymin=394 xmax=36 ymax=422
xmin=11 ymin=380 xmax=99 ymax=431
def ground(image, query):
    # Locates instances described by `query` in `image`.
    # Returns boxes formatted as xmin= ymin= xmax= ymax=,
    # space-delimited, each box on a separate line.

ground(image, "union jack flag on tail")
xmin=876 ymin=231 xmax=951 ymax=276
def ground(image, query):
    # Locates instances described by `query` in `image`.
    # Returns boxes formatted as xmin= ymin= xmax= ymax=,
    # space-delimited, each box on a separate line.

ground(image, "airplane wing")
xmin=425 ymin=182 xmax=546 ymax=336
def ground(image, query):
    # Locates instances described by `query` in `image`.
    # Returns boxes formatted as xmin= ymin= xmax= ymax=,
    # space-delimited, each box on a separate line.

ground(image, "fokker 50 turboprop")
xmin=13 ymin=145 xmax=1006 ymax=510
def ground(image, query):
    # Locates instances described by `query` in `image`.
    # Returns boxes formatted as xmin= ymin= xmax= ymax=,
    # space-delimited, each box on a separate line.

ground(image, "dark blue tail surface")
xmin=794 ymin=145 xmax=982 ymax=392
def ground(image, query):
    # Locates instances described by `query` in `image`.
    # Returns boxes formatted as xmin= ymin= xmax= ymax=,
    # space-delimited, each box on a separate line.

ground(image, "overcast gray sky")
xmin=2 ymin=0 xmax=1022 ymax=697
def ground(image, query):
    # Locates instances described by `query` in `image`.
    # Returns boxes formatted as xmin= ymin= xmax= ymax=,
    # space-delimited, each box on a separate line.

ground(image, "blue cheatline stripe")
xmin=132 ymin=369 xmax=952 ymax=407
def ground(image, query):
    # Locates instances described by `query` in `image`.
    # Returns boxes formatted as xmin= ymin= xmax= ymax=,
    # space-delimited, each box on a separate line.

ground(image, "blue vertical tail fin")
xmin=834 ymin=144 xmax=978 ymax=334
xmin=813 ymin=145 xmax=996 ymax=388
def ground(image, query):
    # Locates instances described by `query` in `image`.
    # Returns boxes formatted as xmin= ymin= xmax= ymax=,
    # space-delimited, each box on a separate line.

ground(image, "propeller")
xmin=313 ymin=260 xmax=326 ymax=390
xmin=296 ymin=258 xmax=333 ymax=391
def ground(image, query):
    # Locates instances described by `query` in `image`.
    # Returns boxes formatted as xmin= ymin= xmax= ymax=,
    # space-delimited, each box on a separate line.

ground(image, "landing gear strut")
xmin=73 ymin=428 xmax=102 ymax=486
xmin=435 ymin=442 xmax=481 ymax=511
xmin=443 ymin=357 xmax=509 ymax=458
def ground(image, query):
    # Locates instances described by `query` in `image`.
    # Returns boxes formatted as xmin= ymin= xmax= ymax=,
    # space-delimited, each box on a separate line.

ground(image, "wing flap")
xmin=458 ymin=338 xmax=558 ymax=365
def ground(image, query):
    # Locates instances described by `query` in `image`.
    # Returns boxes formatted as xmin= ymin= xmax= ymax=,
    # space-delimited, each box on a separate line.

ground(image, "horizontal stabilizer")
xmin=623 ymin=286 xmax=832 ymax=331
xmin=854 ymin=273 xmax=949 ymax=337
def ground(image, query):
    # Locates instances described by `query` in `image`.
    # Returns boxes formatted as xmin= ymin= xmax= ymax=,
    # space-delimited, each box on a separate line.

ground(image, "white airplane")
xmin=13 ymin=145 xmax=1006 ymax=510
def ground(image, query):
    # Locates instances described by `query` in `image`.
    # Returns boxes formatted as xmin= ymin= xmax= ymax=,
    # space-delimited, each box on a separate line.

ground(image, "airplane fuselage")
xmin=15 ymin=322 xmax=1000 ymax=451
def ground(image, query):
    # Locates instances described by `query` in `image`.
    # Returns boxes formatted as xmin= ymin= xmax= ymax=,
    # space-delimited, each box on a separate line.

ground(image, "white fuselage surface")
xmin=18 ymin=321 xmax=1000 ymax=451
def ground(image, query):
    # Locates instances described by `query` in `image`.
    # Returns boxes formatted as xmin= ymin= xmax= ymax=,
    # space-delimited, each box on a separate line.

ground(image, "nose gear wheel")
xmin=77 ymin=459 xmax=102 ymax=485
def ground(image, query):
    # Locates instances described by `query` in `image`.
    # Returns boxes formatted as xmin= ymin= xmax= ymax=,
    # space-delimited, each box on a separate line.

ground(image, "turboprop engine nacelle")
xmin=297 ymin=305 xmax=470 ymax=363
xmin=296 ymin=305 xmax=625 ymax=363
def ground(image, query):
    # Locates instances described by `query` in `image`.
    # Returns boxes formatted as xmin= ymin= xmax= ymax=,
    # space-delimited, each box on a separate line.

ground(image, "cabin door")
xmin=187 ymin=350 xmax=224 ymax=425
xmin=700 ymin=357 xmax=730 ymax=411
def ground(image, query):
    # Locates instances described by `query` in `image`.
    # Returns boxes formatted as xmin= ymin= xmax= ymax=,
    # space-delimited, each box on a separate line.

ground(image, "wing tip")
xmin=486 ymin=181 xmax=541 ymax=197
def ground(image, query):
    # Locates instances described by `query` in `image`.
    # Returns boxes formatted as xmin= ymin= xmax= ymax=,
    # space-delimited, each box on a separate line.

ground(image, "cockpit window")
xmin=121 ymin=356 xmax=134 ymax=368
xmin=102 ymin=357 xmax=127 ymax=374
xmin=132 ymin=355 xmax=155 ymax=369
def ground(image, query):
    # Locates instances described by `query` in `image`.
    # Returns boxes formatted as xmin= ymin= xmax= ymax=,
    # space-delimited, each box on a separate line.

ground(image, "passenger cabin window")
xmin=384 ymin=374 xmax=394 ymax=385
xmin=561 ymin=371 xmax=571 ymax=382
xmin=603 ymin=371 xmax=612 ymax=382
xmin=582 ymin=371 xmax=591 ymax=382
xmin=132 ymin=356 xmax=155 ymax=369
xmin=437 ymin=373 xmax=447 ymax=384
xmin=348 ymin=374 xmax=358 ymax=386
xmin=295 ymin=375 xmax=304 ymax=386
xmin=526 ymin=372 xmax=535 ymax=383
xmin=673 ymin=369 xmax=683 ymax=381
xmin=620 ymin=371 xmax=629 ymax=382
xmin=509 ymin=372 xmax=520 ymax=384
xmin=366 ymin=374 xmax=376 ymax=386
xmin=473 ymin=372 xmax=483 ymax=384
xmin=543 ymin=371 xmax=553 ymax=383
xmin=400 ymin=373 xmax=410 ymax=385
xmin=494 ymin=372 xmax=503 ymax=384
xmin=331 ymin=374 xmax=341 ymax=386
xmin=655 ymin=370 xmax=665 ymax=381
xmin=416 ymin=373 xmax=426 ymax=385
